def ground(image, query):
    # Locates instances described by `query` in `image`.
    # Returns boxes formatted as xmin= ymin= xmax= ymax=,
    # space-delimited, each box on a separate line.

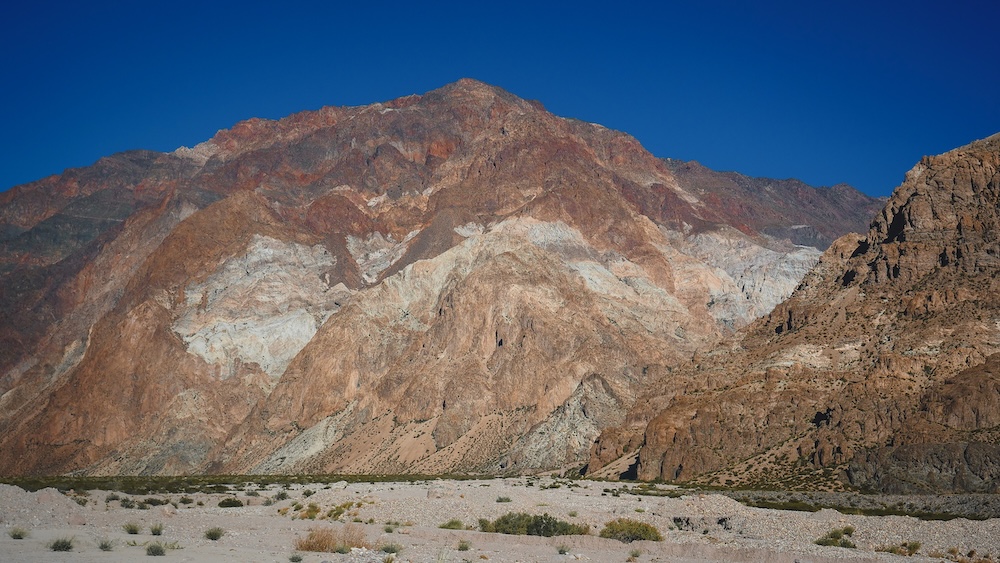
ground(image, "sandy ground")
xmin=2 ymin=478 xmax=998 ymax=562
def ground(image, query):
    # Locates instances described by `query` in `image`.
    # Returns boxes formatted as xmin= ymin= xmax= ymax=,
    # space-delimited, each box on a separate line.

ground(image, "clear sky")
xmin=2 ymin=0 xmax=998 ymax=197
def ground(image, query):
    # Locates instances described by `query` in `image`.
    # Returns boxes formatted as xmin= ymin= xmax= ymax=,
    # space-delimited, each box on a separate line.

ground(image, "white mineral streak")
xmin=172 ymin=140 xmax=219 ymax=166
xmin=346 ymin=230 xmax=420 ymax=284
xmin=664 ymin=227 xmax=821 ymax=330
xmin=172 ymin=235 xmax=351 ymax=379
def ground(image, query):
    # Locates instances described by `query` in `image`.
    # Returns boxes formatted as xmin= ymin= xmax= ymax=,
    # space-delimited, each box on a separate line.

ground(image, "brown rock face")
xmin=608 ymin=133 xmax=1000 ymax=492
xmin=0 ymin=79 xmax=879 ymax=477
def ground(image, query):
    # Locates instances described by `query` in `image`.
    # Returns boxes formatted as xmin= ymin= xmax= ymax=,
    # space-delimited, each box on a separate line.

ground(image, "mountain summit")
xmin=0 ymin=79 xmax=880 ymax=477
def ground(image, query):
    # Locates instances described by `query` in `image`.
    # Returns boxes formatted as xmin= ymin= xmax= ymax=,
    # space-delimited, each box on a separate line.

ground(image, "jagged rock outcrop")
xmin=0 ymin=79 xmax=881 ymax=477
xmin=595 ymin=133 xmax=1000 ymax=493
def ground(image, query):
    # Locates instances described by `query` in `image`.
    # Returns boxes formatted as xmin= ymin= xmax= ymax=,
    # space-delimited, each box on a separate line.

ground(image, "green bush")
xmin=815 ymin=526 xmax=856 ymax=548
xmin=218 ymin=497 xmax=244 ymax=508
xmin=204 ymin=527 xmax=225 ymax=540
xmin=8 ymin=527 xmax=27 ymax=539
xmin=496 ymin=496 xmax=512 ymax=503
xmin=123 ymin=522 xmax=141 ymax=534
xmin=99 ymin=539 xmax=114 ymax=551
xmin=289 ymin=556 xmax=303 ymax=563
xmin=49 ymin=537 xmax=74 ymax=552
xmin=479 ymin=512 xmax=588 ymax=537
xmin=457 ymin=539 xmax=471 ymax=551
xmin=439 ymin=518 xmax=464 ymax=529
xmin=150 ymin=523 xmax=164 ymax=535
xmin=146 ymin=542 xmax=166 ymax=556
xmin=381 ymin=542 xmax=403 ymax=553
xmin=599 ymin=518 xmax=663 ymax=543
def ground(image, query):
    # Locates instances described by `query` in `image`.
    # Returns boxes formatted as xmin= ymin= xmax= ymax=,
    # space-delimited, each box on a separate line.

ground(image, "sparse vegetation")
xmin=439 ymin=518 xmax=464 ymax=529
xmin=289 ymin=555 xmax=303 ymax=563
xmin=150 ymin=522 xmax=164 ymax=535
xmin=218 ymin=497 xmax=244 ymax=508
xmin=557 ymin=544 xmax=570 ymax=554
xmin=294 ymin=525 xmax=369 ymax=553
xmin=146 ymin=542 xmax=166 ymax=556
xmin=814 ymin=526 xmax=856 ymax=548
xmin=496 ymin=496 xmax=512 ymax=503
xmin=8 ymin=527 xmax=27 ymax=539
xmin=599 ymin=518 xmax=662 ymax=543
xmin=478 ymin=512 xmax=589 ymax=537
xmin=123 ymin=521 xmax=142 ymax=534
xmin=204 ymin=527 xmax=225 ymax=540
xmin=380 ymin=542 xmax=403 ymax=554
xmin=49 ymin=537 xmax=74 ymax=552
xmin=99 ymin=538 xmax=114 ymax=551
xmin=458 ymin=539 xmax=471 ymax=551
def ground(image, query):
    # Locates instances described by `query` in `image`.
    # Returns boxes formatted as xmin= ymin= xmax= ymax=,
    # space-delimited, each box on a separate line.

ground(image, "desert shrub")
xmin=99 ymin=538 xmax=114 ymax=551
xmin=106 ymin=493 xmax=121 ymax=502
xmin=74 ymin=496 xmax=88 ymax=506
xmin=380 ymin=542 xmax=403 ymax=553
xmin=218 ymin=497 xmax=243 ymax=508
xmin=144 ymin=497 xmax=167 ymax=506
xmin=120 ymin=497 xmax=136 ymax=509
xmin=496 ymin=496 xmax=512 ymax=503
xmin=877 ymin=541 xmax=922 ymax=556
xmin=146 ymin=542 xmax=166 ymax=556
xmin=49 ymin=537 xmax=74 ymax=552
xmin=558 ymin=545 xmax=570 ymax=554
xmin=289 ymin=555 xmax=303 ymax=563
xmin=150 ymin=523 xmax=164 ymax=535
xmin=457 ymin=539 xmax=471 ymax=551
xmin=8 ymin=527 xmax=27 ymax=539
xmin=179 ymin=496 xmax=193 ymax=504
xmin=815 ymin=526 xmax=856 ymax=548
xmin=599 ymin=518 xmax=663 ymax=543
xmin=204 ymin=527 xmax=225 ymax=540
xmin=123 ymin=522 xmax=141 ymax=534
xmin=300 ymin=502 xmax=321 ymax=520
xmin=274 ymin=491 xmax=290 ymax=501
xmin=302 ymin=489 xmax=314 ymax=497
xmin=294 ymin=525 xmax=369 ymax=553
xmin=439 ymin=518 xmax=464 ymax=529
xmin=479 ymin=512 xmax=589 ymax=537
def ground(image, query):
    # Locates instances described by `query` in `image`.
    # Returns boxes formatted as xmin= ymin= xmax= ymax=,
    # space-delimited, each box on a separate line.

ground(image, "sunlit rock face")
xmin=598 ymin=133 xmax=1000 ymax=493
xmin=0 ymin=79 xmax=882 ymax=477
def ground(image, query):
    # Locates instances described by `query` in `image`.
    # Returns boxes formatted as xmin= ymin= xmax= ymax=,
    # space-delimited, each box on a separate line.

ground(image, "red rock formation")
xmin=0 ymin=79 xmax=880 ymax=477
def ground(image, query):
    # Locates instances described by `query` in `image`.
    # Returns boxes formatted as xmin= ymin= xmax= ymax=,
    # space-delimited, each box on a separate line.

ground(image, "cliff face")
xmin=0 ymin=79 xmax=880 ymax=477
xmin=598 ymin=133 xmax=1000 ymax=493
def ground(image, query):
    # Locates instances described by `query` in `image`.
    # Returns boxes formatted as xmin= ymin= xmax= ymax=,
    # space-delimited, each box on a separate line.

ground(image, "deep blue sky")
xmin=2 ymin=1 xmax=998 ymax=197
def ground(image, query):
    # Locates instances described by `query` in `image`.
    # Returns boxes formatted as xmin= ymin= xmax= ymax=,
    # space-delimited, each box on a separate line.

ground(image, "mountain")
xmin=0 ymin=79 xmax=881 ymax=477
xmin=590 ymin=133 xmax=1000 ymax=493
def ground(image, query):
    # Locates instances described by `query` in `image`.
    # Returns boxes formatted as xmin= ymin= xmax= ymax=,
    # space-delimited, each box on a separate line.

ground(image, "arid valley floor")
xmin=2 ymin=477 xmax=999 ymax=562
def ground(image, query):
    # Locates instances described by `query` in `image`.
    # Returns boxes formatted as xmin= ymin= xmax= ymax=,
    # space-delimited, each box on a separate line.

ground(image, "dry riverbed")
xmin=2 ymin=478 xmax=998 ymax=562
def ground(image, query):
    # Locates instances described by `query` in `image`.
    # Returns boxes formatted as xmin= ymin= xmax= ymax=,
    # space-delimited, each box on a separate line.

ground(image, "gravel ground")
xmin=1 ymin=478 xmax=998 ymax=562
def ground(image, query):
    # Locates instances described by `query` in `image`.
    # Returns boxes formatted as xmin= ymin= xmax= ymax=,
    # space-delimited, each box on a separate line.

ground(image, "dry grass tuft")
xmin=294 ymin=524 xmax=369 ymax=553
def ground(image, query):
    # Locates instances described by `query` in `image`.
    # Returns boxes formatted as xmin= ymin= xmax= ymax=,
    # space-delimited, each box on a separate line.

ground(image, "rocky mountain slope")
xmin=0 ymin=79 xmax=881 ymax=477
xmin=591 ymin=133 xmax=1000 ymax=493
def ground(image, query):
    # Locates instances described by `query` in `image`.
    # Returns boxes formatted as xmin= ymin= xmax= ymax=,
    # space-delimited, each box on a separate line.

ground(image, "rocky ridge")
xmin=0 ymin=79 xmax=880 ymax=478
xmin=591 ymin=133 xmax=1000 ymax=493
